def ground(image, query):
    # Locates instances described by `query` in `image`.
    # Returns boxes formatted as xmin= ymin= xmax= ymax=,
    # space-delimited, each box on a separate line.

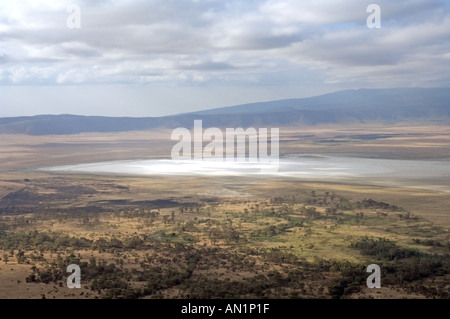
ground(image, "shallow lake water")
xmin=41 ymin=154 xmax=450 ymax=192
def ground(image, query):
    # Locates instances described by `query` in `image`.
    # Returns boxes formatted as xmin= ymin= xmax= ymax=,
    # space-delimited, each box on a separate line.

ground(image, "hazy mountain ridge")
xmin=1 ymin=88 xmax=449 ymax=135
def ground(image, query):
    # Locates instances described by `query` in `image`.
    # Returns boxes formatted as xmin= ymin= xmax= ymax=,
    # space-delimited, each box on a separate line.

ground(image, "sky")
xmin=1 ymin=0 xmax=449 ymax=117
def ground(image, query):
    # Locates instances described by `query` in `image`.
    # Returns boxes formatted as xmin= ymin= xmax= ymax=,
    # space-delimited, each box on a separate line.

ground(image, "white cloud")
xmin=0 ymin=0 xmax=449 ymax=115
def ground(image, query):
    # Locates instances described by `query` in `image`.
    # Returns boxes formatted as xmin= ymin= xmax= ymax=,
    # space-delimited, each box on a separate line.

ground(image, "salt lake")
xmin=40 ymin=154 xmax=450 ymax=192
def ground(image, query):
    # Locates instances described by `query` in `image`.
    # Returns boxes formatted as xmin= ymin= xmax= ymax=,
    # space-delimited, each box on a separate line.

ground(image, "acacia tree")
xmin=209 ymin=228 xmax=221 ymax=245
xmin=305 ymin=207 xmax=318 ymax=219
xmin=325 ymin=207 xmax=337 ymax=216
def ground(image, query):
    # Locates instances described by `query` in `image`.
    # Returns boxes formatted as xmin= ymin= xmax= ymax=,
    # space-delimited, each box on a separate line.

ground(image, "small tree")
xmin=305 ymin=207 xmax=318 ymax=219
xmin=325 ymin=207 xmax=337 ymax=216
xmin=16 ymin=250 xmax=26 ymax=264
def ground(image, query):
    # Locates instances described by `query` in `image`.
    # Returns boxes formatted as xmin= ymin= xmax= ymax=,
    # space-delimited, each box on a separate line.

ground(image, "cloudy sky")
xmin=1 ymin=0 xmax=449 ymax=117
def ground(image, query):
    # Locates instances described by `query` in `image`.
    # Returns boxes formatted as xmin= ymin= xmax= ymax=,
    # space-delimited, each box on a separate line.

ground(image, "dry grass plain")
xmin=0 ymin=123 xmax=449 ymax=299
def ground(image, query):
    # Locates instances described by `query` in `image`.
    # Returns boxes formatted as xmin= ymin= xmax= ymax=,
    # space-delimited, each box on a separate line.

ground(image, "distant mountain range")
xmin=1 ymin=88 xmax=449 ymax=135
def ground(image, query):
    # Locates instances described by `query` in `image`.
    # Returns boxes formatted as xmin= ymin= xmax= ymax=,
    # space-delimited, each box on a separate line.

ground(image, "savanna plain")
xmin=0 ymin=123 xmax=449 ymax=299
